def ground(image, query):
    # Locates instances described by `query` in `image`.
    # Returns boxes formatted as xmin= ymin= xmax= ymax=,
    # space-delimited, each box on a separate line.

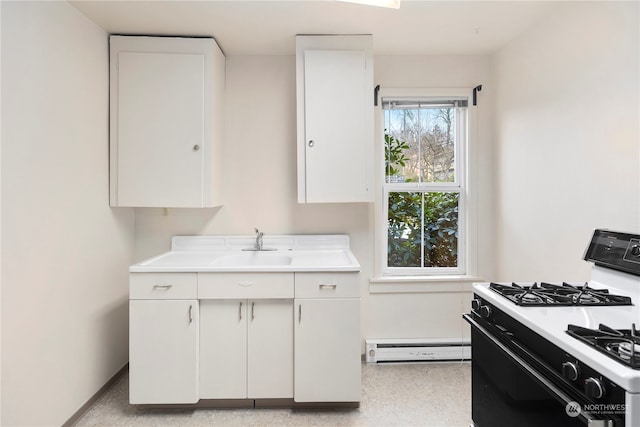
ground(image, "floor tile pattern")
xmin=75 ymin=362 xmax=471 ymax=427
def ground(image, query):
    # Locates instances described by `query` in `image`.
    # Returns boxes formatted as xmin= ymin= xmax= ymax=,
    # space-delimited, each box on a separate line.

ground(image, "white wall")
xmin=493 ymin=1 xmax=640 ymax=281
xmin=1 ymin=2 xmax=135 ymax=425
xmin=135 ymin=54 xmax=493 ymax=344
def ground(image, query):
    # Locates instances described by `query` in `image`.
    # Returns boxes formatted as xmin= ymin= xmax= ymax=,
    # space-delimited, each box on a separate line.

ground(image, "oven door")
xmin=464 ymin=314 xmax=621 ymax=427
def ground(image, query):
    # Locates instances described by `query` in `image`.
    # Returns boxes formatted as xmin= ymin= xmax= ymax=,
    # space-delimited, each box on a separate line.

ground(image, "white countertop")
xmin=472 ymin=280 xmax=640 ymax=393
xmin=130 ymin=234 xmax=361 ymax=273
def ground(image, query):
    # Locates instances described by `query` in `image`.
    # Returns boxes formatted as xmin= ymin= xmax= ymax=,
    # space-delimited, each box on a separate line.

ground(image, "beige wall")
xmin=1 ymin=2 xmax=135 ymax=425
xmin=493 ymin=1 xmax=640 ymax=282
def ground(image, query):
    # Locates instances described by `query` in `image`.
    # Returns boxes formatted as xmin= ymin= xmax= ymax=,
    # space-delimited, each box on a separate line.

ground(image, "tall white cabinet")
xmin=109 ymin=36 xmax=225 ymax=208
xmin=296 ymin=35 xmax=374 ymax=203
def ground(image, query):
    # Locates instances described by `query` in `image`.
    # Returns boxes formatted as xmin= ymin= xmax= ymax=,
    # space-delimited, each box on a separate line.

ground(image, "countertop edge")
xmin=129 ymin=266 xmax=362 ymax=273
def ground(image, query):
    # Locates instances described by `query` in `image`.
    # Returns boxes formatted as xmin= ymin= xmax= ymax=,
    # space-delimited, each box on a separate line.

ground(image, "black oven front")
xmin=463 ymin=297 xmax=626 ymax=427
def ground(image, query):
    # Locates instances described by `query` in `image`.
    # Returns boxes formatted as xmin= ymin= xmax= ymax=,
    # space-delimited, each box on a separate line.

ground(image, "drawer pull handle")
xmin=188 ymin=305 xmax=193 ymax=324
xmin=238 ymin=281 xmax=254 ymax=287
xmin=153 ymin=284 xmax=173 ymax=290
xmin=319 ymin=284 xmax=337 ymax=290
xmin=239 ymin=302 xmax=243 ymax=321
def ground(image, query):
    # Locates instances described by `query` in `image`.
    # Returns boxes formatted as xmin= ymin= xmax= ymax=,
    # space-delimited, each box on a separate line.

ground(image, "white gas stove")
xmin=465 ymin=229 xmax=640 ymax=427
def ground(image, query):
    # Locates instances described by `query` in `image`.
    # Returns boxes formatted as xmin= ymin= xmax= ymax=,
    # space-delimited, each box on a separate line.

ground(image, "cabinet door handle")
xmin=308 ymin=140 xmax=315 ymax=147
xmin=251 ymin=301 xmax=255 ymax=321
xmin=239 ymin=301 xmax=243 ymax=321
xmin=319 ymin=283 xmax=337 ymax=290
xmin=153 ymin=284 xmax=172 ymax=289
xmin=193 ymin=144 xmax=200 ymax=151
xmin=298 ymin=304 xmax=302 ymax=323
xmin=188 ymin=305 xmax=193 ymax=324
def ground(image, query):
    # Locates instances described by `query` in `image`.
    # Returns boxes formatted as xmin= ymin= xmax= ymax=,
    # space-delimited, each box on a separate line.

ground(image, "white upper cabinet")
xmin=110 ymin=36 xmax=225 ymax=207
xmin=296 ymin=35 xmax=374 ymax=203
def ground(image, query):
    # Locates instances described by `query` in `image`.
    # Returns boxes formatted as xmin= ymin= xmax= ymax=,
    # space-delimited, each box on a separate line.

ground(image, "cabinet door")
xmin=303 ymin=50 xmax=369 ymax=203
xmin=247 ymin=300 xmax=293 ymax=399
xmin=199 ymin=300 xmax=247 ymax=399
xmin=116 ymin=51 xmax=205 ymax=207
xmin=129 ymin=300 xmax=198 ymax=404
xmin=294 ymin=298 xmax=361 ymax=402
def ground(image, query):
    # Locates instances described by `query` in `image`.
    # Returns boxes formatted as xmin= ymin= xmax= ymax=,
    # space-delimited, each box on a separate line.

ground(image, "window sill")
xmin=369 ymin=275 xmax=483 ymax=294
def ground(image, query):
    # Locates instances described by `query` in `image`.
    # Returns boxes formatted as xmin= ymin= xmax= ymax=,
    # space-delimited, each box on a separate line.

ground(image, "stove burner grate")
xmin=489 ymin=282 xmax=633 ymax=307
xmin=567 ymin=323 xmax=640 ymax=369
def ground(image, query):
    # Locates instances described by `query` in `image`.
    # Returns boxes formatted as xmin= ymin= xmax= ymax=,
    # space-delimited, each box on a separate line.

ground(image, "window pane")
xmin=384 ymin=107 xmax=456 ymax=183
xmin=387 ymin=192 xmax=422 ymax=267
xmin=387 ymin=191 xmax=460 ymax=269
xmin=423 ymin=192 xmax=459 ymax=268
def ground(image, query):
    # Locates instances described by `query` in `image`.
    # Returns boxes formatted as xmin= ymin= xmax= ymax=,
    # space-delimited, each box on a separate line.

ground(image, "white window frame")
xmin=375 ymin=88 xmax=477 ymax=278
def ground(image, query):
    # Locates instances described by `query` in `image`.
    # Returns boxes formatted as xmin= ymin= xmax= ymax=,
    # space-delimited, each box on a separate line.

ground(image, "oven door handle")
xmin=463 ymin=314 xmax=614 ymax=427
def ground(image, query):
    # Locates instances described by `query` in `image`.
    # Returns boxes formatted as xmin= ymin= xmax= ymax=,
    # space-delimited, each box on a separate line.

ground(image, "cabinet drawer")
xmin=130 ymin=273 xmax=197 ymax=300
xmin=294 ymin=272 xmax=360 ymax=298
xmin=198 ymin=273 xmax=294 ymax=299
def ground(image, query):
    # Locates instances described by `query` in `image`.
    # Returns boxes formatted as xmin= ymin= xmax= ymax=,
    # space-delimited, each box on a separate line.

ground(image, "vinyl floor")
xmin=74 ymin=362 xmax=471 ymax=427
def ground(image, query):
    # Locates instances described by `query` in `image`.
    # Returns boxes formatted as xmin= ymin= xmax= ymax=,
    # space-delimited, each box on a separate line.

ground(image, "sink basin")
xmin=213 ymin=253 xmax=292 ymax=267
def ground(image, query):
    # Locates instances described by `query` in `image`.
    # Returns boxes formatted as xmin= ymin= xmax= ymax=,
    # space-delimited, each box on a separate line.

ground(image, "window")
xmin=382 ymin=95 xmax=468 ymax=275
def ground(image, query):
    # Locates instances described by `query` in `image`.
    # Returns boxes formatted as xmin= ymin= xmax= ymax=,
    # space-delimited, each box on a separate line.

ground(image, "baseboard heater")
xmin=365 ymin=338 xmax=471 ymax=364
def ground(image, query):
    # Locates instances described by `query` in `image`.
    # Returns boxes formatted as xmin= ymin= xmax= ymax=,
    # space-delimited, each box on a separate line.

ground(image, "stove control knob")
xmin=480 ymin=305 xmax=492 ymax=319
xmin=471 ymin=299 xmax=481 ymax=311
xmin=584 ymin=377 xmax=605 ymax=399
xmin=631 ymin=244 xmax=640 ymax=257
xmin=561 ymin=362 xmax=580 ymax=381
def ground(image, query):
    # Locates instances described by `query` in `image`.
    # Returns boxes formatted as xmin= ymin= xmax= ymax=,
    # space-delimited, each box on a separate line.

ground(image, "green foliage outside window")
xmin=384 ymin=132 xmax=409 ymax=177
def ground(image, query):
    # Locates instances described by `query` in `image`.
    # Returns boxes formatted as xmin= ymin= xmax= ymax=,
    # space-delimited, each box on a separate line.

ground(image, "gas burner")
xmin=572 ymin=292 xmax=601 ymax=304
xmin=617 ymin=342 xmax=640 ymax=363
xmin=520 ymin=292 xmax=545 ymax=304
xmin=489 ymin=282 xmax=633 ymax=307
xmin=567 ymin=323 xmax=640 ymax=369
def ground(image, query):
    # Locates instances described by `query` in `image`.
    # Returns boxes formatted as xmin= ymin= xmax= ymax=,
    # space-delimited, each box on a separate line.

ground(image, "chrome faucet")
xmin=241 ymin=228 xmax=276 ymax=251
xmin=254 ymin=228 xmax=264 ymax=251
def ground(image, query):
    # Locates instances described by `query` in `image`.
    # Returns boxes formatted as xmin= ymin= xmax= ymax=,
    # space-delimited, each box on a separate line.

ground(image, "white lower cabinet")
xmin=129 ymin=299 xmax=199 ymax=404
xmin=199 ymin=299 xmax=247 ymax=398
xmin=129 ymin=269 xmax=360 ymax=406
xmin=200 ymin=299 xmax=293 ymax=399
xmin=294 ymin=299 xmax=361 ymax=402
xmin=294 ymin=272 xmax=361 ymax=402
xmin=247 ymin=299 xmax=294 ymax=398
